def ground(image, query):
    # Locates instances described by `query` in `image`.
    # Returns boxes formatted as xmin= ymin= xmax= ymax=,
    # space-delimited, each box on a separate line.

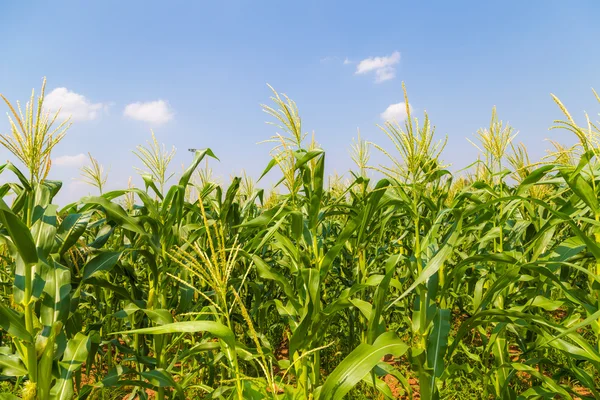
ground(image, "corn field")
xmin=1 ymin=79 xmax=600 ymax=400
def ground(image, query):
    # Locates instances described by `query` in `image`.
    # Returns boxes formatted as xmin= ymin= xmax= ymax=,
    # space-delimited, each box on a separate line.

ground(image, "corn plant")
xmin=0 ymin=81 xmax=94 ymax=400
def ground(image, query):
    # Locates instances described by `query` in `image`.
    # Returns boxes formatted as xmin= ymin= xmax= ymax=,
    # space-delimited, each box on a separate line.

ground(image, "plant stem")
xmin=23 ymin=258 xmax=37 ymax=384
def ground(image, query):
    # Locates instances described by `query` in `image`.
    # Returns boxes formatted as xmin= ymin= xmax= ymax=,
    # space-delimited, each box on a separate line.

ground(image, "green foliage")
xmin=1 ymin=80 xmax=600 ymax=400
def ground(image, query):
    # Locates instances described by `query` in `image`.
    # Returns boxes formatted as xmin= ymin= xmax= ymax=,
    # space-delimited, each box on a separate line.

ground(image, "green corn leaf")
xmin=559 ymin=150 xmax=599 ymax=214
xmin=251 ymin=254 xmax=300 ymax=309
xmin=113 ymin=303 xmax=173 ymax=325
xmin=141 ymin=368 xmax=184 ymax=397
xmin=511 ymin=363 xmax=571 ymax=397
xmin=55 ymin=212 xmax=91 ymax=255
xmin=308 ymin=153 xmax=324 ymax=230
xmin=50 ymin=333 xmax=91 ymax=400
xmin=82 ymin=196 xmax=147 ymax=236
xmin=318 ymin=332 xmax=408 ymax=400
xmin=387 ymin=215 xmax=462 ymax=309
xmin=89 ymin=223 xmax=114 ymax=249
xmin=40 ymin=261 xmax=71 ymax=328
xmin=0 ymin=302 xmax=32 ymax=342
xmin=30 ymin=204 xmax=57 ymax=259
xmin=0 ymin=198 xmax=38 ymax=264
xmin=141 ymin=173 xmax=164 ymax=200
xmin=293 ymin=149 xmax=324 ymax=169
xmin=350 ymin=299 xmax=373 ymax=322
xmin=427 ymin=308 xmax=451 ymax=380
xmin=112 ymin=321 xmax=236 ymax=349
xmin=0 ymin=353 xmax=27 ymax=376
xmin=360 ymin=373 xmax=396 ymax=399
xmin=238 ymin=204 xmax=293 ymax=228
xmin=84 ymin=276 xmax=137 ymax=303
xmin=515 ymin=164 xmax=554 ymax=196
xmin=0 ymin=162 xmax=32 ymax=191
xmin=0 ymin=394 xmax=21 ymax=400
xmin=179 ymin=148 xmax=218 ymax=188
xmin=220 ymin=176 xmax=241 ymax=223
xmin=81 ymin=251 xmax=122 ymax=281
xmin=38 ymin=321 xmax=62 ymax=399
xmin=367 ymin=254 xmax=400 ymax=344
xmin=257 ymin=157 xmax=278 ymax=182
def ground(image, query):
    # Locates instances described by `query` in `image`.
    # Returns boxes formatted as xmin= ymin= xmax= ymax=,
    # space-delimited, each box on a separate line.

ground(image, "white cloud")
xmin=355 ymin=51 xmax=400 ymax=83
xmin=123 ymin=100 xmax=173 ymax=124
xmin=343 ymin=58 xmax=352 ymax=65
xmin=375 ymin=68 xmax=396 ymax=83
xmin=45 ymin=88 xmax=106 ymax=121
xmin=53 ymin=153 xmax=87 ymax=167
xmin=380 ymin=102 xmax=413 ymax=122
xmin=66 ymin=180 xmax=94 ymax=199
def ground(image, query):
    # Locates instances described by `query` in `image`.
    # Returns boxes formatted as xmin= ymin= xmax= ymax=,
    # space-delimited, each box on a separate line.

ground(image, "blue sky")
xmin=1 ymin=1 xmax=600 ymax=203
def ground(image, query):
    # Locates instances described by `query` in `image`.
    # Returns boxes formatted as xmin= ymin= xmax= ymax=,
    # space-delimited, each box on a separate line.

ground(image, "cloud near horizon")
xmin=44 ymin=88 xmax=106 ymax=121
xmin=355 ymin=51 xmax=400 ymax=83
xmin=123 ymin=100 xmax=173 ymax=124
xmin=380 ymin=102 xmax=413 ymax=122
xmin=53 ymin=153 xmax=87 ymax=167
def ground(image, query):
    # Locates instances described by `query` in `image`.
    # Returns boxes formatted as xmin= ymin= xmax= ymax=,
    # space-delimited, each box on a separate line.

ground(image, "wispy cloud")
xmin=343 ymin=57 xmax=352 ymax=65
xmin=44 ymin=88 xmax=106 ymax=121
xmin=320 ymin=56 xmax=338 ymax=64
xmin=380 ymin=102 xmax=413 ymax=122
xmin=355 ymin=51 xmax=400 ymax=83
xmin=53 ymin=153 xmax=87 ymax=167
xmin=123 ymin=100 xmax=173 ymax=124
